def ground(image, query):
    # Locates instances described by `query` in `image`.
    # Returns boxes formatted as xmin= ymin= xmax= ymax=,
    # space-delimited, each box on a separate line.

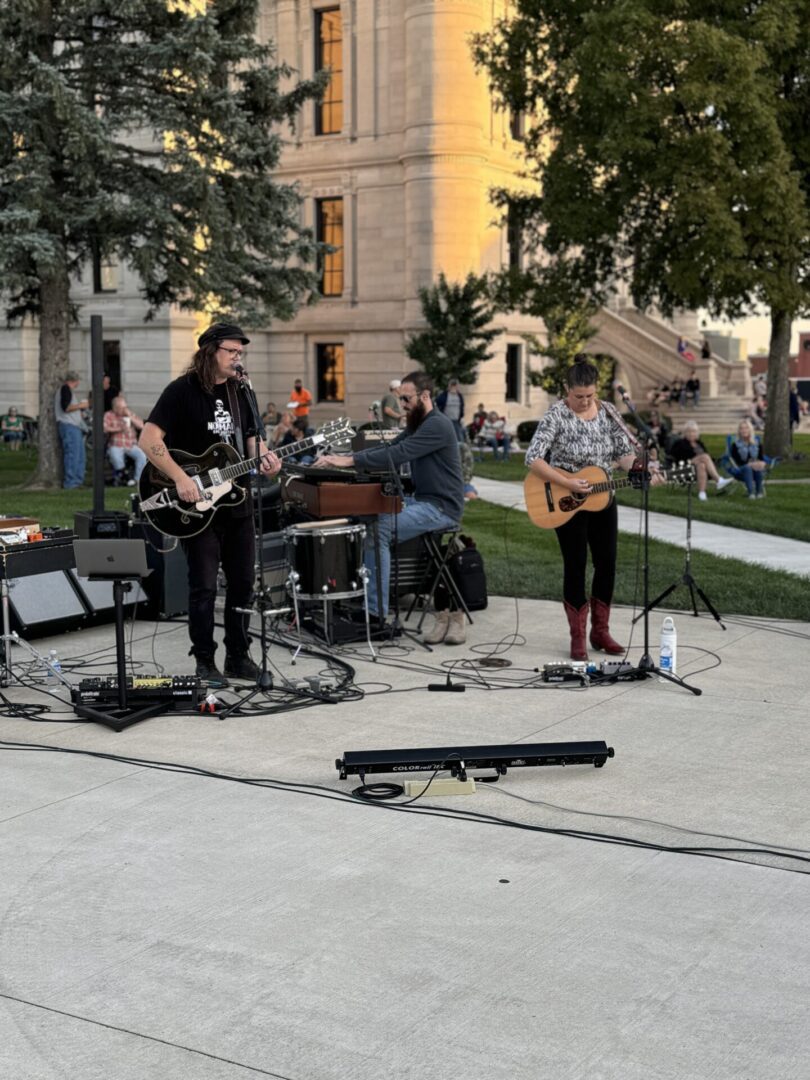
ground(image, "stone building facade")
xmin=1 ymin=0 xmax=546 ymax=427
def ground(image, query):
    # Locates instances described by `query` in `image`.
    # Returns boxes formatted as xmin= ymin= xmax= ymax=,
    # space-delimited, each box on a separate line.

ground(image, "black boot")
xmin=195 ymin=656 xmax=229 ymax=688
xmin=224 ymin=653 xmax=260 ymax=681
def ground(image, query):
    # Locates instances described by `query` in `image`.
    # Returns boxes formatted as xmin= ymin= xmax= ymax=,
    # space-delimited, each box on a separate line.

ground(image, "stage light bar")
xmin=336 ymin=741 xmax=614 ymax=782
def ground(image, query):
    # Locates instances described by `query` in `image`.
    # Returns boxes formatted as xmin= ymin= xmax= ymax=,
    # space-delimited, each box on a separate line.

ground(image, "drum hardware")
xmin=287 ymin=564 xmax=377 ymax=662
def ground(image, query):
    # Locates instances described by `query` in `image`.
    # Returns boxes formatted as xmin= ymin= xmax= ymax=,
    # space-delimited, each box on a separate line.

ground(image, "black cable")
xmin=0 ymin=740 xmax=807 ymax=873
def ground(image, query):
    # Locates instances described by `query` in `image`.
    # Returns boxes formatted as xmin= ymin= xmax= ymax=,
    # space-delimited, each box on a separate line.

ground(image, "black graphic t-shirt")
xmin=147 ymin=372 xmax=258 ymax=515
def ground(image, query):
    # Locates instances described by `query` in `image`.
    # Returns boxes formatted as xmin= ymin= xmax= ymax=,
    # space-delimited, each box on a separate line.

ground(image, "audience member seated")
xmin=261 ymin=401 xmax=281 ymax=428
xmin=748 ymin=396 xmax=766 ymax=430
xmin=724 ymin=419 xmax=772 ymax=499
xmin=279 ymin=417 xmax=315 ymax=464
xmin=103 ymin=395 xmax=146 ymax=485
xmin=669 ymin=420 xmax=735 ymax=501
xmin=479 ymin=411 xmax=512 ymax=461
xmin=271 ymin=410 xmax=295 ymax=448
xmin=646 ymin=382 xmax=671 ymax=407
xmin=682 ymin=376 xmax=700 ymax=408
xmin=669 ymin=378 xmax=684 ymax=405
xmin=468 ymin=402 xmax=488 ymax=441
xmin=647 ymin=409 xmax=672 ymax=454
xmin=677 ymin=336 xmax=697 ymax=363
xmin=1 ymin=406 xmax=25 ymax=450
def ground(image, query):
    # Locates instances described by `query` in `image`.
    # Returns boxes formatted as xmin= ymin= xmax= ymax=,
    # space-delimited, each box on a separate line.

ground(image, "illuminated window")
xmin=316 ymin=343 xmax=345 ymax=403
xmin=315 ymin=8 xmax=343 ymax=135
xmin=316 ymin=197 xmax=344 ymax=297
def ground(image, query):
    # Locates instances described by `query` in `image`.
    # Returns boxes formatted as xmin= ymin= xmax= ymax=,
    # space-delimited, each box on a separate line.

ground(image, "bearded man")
xmin=314 ymin=370 xmax=464 ymax=621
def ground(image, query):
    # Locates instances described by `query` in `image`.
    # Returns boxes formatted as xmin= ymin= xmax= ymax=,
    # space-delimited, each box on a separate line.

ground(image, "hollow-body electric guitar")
xmin=138 ymin=417 xmax=355 ymax=539
xmin=523 ymin=462 xmax=696 ymax=530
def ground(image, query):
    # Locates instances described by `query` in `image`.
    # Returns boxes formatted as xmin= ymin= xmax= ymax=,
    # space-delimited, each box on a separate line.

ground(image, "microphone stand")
xmin=615 ymin=390 xmax=701 ymax=696
xmin=218 ymin=366 xmax=278 ymax=718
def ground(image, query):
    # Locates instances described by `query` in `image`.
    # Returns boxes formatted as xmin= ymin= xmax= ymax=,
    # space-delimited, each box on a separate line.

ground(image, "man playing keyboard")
xmin=314 ymin=371 xmax=464 ymax=621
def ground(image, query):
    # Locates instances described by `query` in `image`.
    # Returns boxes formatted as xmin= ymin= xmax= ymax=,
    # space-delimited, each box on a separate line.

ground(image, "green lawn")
xmin=475 ymin=433 xmax=810 ymax=542
xmin=0 ymin=450 xmax=130 ymax=526
xmin=461 ymin=500 xmax=810 ymax=622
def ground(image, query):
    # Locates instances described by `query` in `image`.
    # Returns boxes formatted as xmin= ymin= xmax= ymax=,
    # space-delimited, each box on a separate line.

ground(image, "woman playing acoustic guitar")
xmin=525 ymin=358 xmax=664 ymax=661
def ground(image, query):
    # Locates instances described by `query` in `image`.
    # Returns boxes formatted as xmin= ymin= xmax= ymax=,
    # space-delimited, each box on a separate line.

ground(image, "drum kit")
xmin=282 ymin=517 xmax=377 ymax=658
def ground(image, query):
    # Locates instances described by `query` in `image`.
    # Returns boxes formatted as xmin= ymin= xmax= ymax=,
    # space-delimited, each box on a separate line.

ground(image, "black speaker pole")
xmin=90 ymin=315 xmax=105 ymax=514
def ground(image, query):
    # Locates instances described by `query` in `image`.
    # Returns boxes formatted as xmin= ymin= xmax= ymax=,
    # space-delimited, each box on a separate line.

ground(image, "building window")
xmin=505 ymin=343 xmax=522 ymax=402
xmin=509 ymin=110 xmax=526 ymax=141
xmin=316 ymin=343 xmax=345 ymax=402
xmin=507 ymin=204 xmax=522 ymax=271
xmin=315 ymin=8 xmax=343 ymax=136
xmin=316 ymin=197 xmax=344 ymax=297
xmin=92 ymin=248 xmax=119 ymax=293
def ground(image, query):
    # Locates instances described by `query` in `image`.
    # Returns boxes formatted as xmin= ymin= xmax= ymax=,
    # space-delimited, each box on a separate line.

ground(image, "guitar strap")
xmin=600 ymin=399 xmax=641 ymax=452
xmin=225 ymin=379 xmax=247 ymax=460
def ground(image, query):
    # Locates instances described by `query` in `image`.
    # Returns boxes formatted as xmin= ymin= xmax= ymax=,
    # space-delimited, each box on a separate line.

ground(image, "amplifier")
xmin=72 ymin=675 xmax=202 ymax=709
xmin=74 ymin=510 xmax=132 ymax=539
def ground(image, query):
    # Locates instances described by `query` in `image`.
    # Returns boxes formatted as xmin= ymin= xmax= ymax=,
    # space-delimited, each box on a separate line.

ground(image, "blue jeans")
xmin=58 ymin=423 xmax=86 ymax=488
xmin=485 ymin=435 xmax=512 ymax=460
xmin=365 ymin=497 xmax=458 ymax=616
xmin=734 ymin=464 xmax=764 ymax=496
xmin=108 ymin=444 xmax=148 ymax=482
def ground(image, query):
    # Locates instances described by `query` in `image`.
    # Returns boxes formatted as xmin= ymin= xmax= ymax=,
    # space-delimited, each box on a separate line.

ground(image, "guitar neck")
xmin=217 ymin=435 xmax=322 ymax=482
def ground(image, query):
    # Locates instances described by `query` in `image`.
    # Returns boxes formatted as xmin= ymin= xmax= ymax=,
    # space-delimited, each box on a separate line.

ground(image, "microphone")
xmin=613 ymin=381 xmax=633 ymax=403
xmin=233 ymin=362 xmax=253 ymax=388
xmin=371 ymin=402 xmax=380 ymax=416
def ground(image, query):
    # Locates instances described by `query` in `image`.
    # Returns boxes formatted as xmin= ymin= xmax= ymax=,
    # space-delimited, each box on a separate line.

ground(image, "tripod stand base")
xmin=611 ymin=656 xmax=702 ymax=696
xmin=72 ymin=699 xmax=173 ymax=732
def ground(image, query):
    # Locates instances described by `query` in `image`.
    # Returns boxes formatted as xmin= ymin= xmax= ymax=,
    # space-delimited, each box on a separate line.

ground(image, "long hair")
xmin=185 ymin=342 xmax=222 ymax=394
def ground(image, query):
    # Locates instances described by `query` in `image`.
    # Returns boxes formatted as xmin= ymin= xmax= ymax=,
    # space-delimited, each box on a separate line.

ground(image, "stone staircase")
xmin=590 ymin=306 xmax=752 ymax=432
xmin=657 ymin=394 xmax=752 ymax=434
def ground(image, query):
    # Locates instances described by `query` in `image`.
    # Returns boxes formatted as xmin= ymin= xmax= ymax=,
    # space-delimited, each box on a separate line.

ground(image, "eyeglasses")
xmin=218 ymin=346 xmax=244 ymax=357
xmin=399 ymin=393 xmax=420 ymax=403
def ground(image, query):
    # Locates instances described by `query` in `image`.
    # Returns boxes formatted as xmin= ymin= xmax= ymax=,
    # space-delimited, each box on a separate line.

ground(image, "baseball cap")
xmin=197 ymin=322 xmax=250 ymax=348
xmin=389 ymin=379 xmax=401 ymax=390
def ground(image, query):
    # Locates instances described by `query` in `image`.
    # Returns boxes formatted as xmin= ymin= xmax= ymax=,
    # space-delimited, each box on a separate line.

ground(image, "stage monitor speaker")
xmin=68 ymin=570 xmax=147 ymax=617
xmin=6 ymin=570 xmax=88 ymax=637
xmin=74 ymin=510 xmax=132 ymax=539
xmin=258 ymin=531 xmax=288 ymax=606
xmin=128 ymin=520 xmax=189 ymax=617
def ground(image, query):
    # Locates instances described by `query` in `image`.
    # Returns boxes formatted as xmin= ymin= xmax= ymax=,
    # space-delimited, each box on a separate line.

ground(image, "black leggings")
xmin=554 ymin=501 xmax=618 ymax=609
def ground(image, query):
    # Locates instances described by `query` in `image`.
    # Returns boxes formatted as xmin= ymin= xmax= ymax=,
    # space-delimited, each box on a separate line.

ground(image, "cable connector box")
xmin=403 ymin=778 xmax=476 ymax=797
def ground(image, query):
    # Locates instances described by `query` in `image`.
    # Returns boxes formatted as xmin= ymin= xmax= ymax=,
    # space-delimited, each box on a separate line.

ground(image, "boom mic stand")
xmin=615 ymin=389 xmax=701 ymax=696
xmin=218 ymin=366 xmax=283 ymax=718
xmin=633 ymin=480 xmax=725 ymax=629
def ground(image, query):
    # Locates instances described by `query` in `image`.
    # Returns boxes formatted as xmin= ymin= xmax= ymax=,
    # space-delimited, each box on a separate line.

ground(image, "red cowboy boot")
xmin=563 ymin=601 xmax=589 ymax=661
xmin=589 ymin=597 xmax=624 ymax=655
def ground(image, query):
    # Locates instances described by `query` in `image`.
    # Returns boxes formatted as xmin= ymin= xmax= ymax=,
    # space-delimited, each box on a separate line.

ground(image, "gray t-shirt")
xmin=380 ymin=392 xmax=401 ymax=429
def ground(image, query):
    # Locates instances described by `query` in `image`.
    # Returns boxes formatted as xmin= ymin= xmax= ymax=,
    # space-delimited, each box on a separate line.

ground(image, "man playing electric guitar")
xmin=140 ymin=323 xmax=281 ymax=687
xmin=525 ymin=357 xmax=665 ymax=662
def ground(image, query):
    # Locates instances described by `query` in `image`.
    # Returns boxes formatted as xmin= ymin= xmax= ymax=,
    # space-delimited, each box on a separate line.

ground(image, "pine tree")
xmin=405 ymin=273 xmax=502 ymax=387
xmin=0 ymin=0 xmax=326 ymax=486
xmin=474 ymin=0 xmax=810 ymax=457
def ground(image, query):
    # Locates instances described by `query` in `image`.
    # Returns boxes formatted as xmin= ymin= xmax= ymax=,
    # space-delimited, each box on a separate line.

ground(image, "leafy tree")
xmin=405 ymin=272 xmax=502 ymax=388
xmin=474 ymin=0 xmax=810 ymax=457
xmin=0 ymin=0 xmax=326 ymax=486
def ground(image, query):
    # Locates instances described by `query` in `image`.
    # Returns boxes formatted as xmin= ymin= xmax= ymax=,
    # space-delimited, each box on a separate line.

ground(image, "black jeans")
xmin=182 ymin=512 xmax=255 ymax=660
xmin=555 ymin=501 xmax=618 ymax=609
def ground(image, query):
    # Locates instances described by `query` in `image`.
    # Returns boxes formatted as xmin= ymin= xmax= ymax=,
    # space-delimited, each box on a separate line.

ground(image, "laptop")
xmin=73 ymin=538 xmax=151 ymax=580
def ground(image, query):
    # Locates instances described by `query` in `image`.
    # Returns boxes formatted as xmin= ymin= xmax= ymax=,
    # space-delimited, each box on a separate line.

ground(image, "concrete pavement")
xmin=1 ymin=594 xmax=808 ymax=1079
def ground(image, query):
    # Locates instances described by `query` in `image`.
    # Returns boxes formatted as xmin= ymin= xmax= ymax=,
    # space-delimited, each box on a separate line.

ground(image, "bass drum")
xmin=284 ymin=520 xmax=366 ymax=600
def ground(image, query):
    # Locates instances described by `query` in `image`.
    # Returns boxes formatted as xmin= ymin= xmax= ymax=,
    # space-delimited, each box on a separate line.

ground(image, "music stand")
xmin=72 ymin=539 xmax=168 ymax=731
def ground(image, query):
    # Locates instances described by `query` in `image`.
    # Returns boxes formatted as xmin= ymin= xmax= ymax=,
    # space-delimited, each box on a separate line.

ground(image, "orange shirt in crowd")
xmin=289 ymin=386 xmax=313 ymax=417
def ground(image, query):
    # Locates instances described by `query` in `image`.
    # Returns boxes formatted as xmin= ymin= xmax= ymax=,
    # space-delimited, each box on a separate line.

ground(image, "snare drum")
xmin=284 ymin=520 xmax=366 ymax=600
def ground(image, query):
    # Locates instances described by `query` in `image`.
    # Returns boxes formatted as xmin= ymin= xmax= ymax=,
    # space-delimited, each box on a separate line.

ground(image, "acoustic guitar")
xmin=138 ymin=417 xmax=355 ymax=539
xmin=523 ymin=462 xmax=696 ymax=529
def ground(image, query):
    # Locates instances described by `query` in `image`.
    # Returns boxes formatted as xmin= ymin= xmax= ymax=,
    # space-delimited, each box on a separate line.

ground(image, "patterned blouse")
xmin=525 ymin=400 xmax=636 ymax=474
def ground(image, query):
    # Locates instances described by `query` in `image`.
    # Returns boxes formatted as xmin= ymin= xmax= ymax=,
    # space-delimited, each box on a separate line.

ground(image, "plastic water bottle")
xmin=46 ymin=649 xmax=62 ymax=686
xmin=659 ymin=617 xmax=677 ymax=678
